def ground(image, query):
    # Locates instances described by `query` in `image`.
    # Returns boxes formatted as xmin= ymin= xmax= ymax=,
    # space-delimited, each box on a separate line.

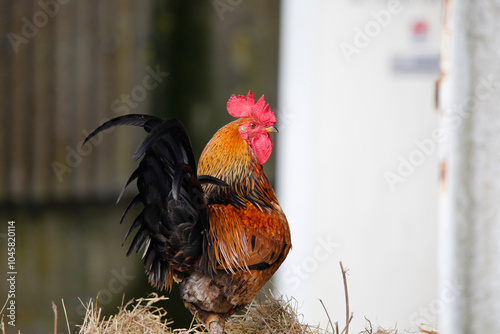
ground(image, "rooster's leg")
xmin=205 ymin=314 xmax=225 ymax=334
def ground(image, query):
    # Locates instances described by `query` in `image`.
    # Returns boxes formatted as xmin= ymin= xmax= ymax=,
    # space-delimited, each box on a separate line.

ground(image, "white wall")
xmin=276 ymin=1 xmax=442 ymax=332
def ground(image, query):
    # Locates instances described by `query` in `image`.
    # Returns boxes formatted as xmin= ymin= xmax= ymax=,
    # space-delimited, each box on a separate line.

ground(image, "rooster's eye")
xmin=249 ymin=122 xmax=256 ymax=129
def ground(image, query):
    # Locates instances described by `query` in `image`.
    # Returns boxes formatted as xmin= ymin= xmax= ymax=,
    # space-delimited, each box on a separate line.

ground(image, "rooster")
xmin=84 ymin=91 xmax=291 ymax=333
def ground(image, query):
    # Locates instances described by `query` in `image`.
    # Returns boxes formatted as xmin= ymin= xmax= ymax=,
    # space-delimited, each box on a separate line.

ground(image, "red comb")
xmin=226 ymin=91 xmax=276 ymax=126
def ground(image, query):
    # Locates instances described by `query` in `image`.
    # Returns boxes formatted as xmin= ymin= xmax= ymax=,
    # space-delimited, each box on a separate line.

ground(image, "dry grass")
xmin=77 ymin=293 xmax=173 ymax=334
xmin=0 ymin=262 xmax=439 ymax=334
xmin=0 ymin=292 xmax=438 ymax=334
xmin=75 ymin=292 xmax=323 ymax=334
xmin=225 ymin=291 xmax=323 ymax=334
xmin=73 ymin=291 xmax=437 ymax=334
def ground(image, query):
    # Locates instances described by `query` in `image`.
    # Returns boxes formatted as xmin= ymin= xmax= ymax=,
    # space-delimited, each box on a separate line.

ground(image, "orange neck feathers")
xmin=198 ymin=119 xmax=255 ymax=187
xmin=198 ymin=120 xmax=277 ymax=211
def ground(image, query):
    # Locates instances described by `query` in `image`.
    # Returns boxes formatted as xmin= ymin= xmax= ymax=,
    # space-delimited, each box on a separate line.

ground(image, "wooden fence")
xmin=0 ymin=0 xmax=280 ymax=206
xmin=0 ymin=0 xmax=154 ymax=204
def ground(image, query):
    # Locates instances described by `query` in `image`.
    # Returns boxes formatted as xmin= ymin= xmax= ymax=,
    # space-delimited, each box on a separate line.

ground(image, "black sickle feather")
xmin=117 ymin=168 xmax=142 ymax=204
xmin=119 ymin=194 xmax=141 ymax=225
xmin=83 ymin=114 xmax=162 ymax=145
xmin=85 ymin=114 xmax=227 ymax=289
xmin=123 ymin=212 xmax=143 ymax=245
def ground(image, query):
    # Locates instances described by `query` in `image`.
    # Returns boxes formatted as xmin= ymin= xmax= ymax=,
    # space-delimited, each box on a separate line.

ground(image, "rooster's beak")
xmin=266 ymin=126 xmax=279 ymax=133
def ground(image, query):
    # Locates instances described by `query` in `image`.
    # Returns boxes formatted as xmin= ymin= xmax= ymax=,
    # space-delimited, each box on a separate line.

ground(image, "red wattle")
xmin=250 ymin=133 xmax=273 ymax=165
